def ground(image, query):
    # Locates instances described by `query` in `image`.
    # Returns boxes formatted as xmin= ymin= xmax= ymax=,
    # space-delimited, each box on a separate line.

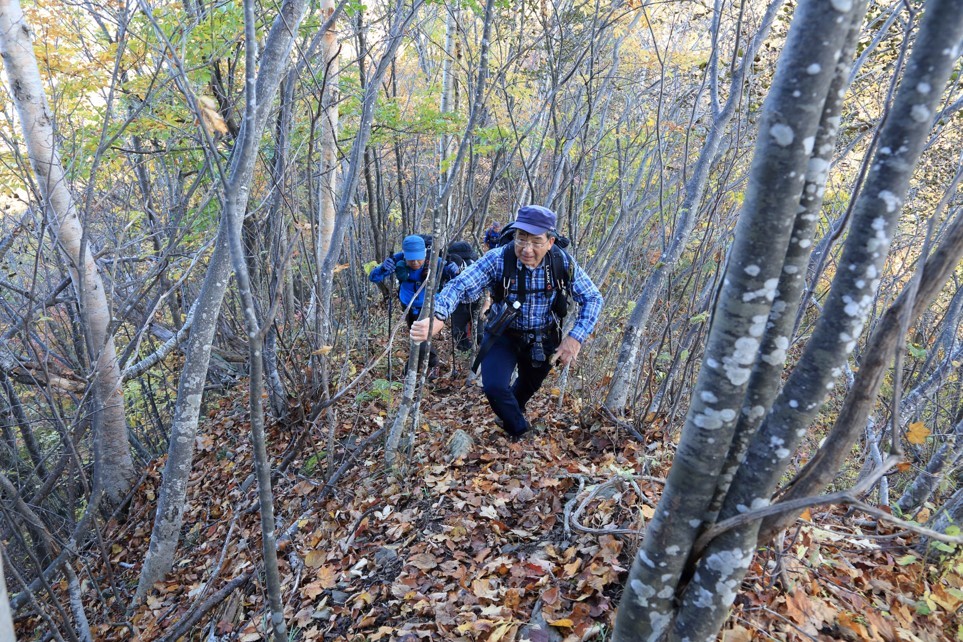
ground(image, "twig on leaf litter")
xmin=341 ymin=504 xmax=383 ymax=552
xmin=601 ymin=405 xmax=646 ymax=442
xmin=693 ymin=455 xmax=963 ymax=557
xmin=567 ymin=475 xmax=662 ymax=537
xmin=157 ymin=571 xmax=254 ymax=642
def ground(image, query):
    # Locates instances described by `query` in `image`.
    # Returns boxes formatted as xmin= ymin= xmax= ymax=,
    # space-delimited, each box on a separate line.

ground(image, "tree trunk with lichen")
xmin=0 ymin=0 xmax=134 ymax=506
xmin=614 ymin=0 xmax=963 ymax=639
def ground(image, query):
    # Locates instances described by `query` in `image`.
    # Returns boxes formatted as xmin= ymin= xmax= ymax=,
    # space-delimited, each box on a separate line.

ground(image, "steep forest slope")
xmin=13 ymin=356 xmax=961 ymax=641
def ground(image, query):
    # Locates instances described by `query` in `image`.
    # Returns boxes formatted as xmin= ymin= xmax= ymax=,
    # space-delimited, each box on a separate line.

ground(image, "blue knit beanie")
xmin=402 ymin=235 xmax=426 ymax=261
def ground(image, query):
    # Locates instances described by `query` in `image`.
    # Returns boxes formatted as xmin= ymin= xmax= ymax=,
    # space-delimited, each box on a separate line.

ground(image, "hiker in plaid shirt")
xmin=411 ymin=206 xmax=603 ymax=439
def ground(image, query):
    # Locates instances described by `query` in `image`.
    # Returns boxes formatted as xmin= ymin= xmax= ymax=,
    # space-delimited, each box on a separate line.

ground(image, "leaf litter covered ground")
xmin=16 ymin=362 xmax=963 ymax=641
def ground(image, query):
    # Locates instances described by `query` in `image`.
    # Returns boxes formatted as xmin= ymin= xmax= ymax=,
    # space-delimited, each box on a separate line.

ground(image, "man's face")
xmin=406 ymin=258 xmax=425 ymax=270
xmin=514 ymin=231 xmax=554 ymax=268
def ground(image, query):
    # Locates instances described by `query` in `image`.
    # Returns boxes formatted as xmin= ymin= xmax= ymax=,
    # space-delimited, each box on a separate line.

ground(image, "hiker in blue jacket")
xmin=410 ymin=206 xmax=603 ymax=438
xmin=370 ymin=234 xmax=460 ymax=372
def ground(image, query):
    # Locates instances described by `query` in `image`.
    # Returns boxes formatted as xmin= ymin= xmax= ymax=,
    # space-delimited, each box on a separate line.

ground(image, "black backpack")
xmin=445 ymin=240 xmax=477 ymax=268
xmin=491 ymin=224 xmax=574 ymax=321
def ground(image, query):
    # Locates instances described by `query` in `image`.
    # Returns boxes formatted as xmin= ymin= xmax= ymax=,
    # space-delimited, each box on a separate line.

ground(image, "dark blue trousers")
xmin=480 ymin=332 xmax=556 ymax=435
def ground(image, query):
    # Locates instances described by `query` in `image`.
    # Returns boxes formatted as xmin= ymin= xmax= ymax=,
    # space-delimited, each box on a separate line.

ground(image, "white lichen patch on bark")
xmin=630 ymin=579 xmax=656 ymax=607
xmin=722 ymin=337 xmax=760 ymax=385
xmin=704 ymin=548 xmax=754 ymax=608
xmin=747 ymin=405 xmax=766 ymax=420
xmin=761 ymin=335 xmax=789 ymax=366
xmin=769 ymin=124 xmax=794 ymax=147
xmin=877 ymin=191 xmax=900 ymax=213
xmin=741 ymin=278 xmax=779 ymax=302
xmin=693 ymin=406 xmax=738 ymax=430
xmin=638 ymin=549 xmax=656 ymax=567
xmin=748 ymin=315 xmax=768 ymax=338
xmin=910 ymin=104 xmax=931 ymax=123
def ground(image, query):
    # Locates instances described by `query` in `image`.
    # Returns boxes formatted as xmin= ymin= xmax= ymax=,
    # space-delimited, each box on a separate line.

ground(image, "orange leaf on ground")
xmin=836 ymin=611 xmax=871 ymax=641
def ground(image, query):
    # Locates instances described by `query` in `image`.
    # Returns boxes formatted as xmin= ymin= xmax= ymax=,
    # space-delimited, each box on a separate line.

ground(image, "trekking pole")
xmin=387 ymin=284 xmax=394 ymax=382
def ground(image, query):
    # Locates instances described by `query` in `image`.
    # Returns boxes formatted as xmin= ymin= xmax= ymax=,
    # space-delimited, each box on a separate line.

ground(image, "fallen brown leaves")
xmin=15 ymin=371 xmax=963 ymax=642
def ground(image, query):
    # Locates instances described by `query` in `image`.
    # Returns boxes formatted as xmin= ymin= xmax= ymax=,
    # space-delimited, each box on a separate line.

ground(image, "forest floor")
xmin=14 ymin=352 xmax=963 ymax=641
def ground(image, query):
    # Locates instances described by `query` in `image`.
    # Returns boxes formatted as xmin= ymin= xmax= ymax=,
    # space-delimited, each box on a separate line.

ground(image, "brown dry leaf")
xmin=195 ymin=434 xmax=214 ymax=451
xmin=303 ymin=550 xmax=326 ymax=568
xmin=861 ymin=608 xmax=897 ymax=641
xmin=408 ymin=552 xmax=439 ymax=571
xmin=540 ymin=586 xmax=561 ymax=606
xmin=784 ymin=590 xmax=833 ymax=635
xmin=316 ymin=565 xmax=339 ymax=588
xmin=488 ymin=622 xmax=515 ymax=642
xmin=563 ymin=559 xmax=582 ymax=576
xmin=198 ymin=96 xmax=228 ymax=135
xmin=721 ymin=624 xmax=754 ymax=642
xmin=836 ymin=611 xmax=871 ymax=641
xmin=369 ymin=627 xmax=395 ymax=641
xmin=907 ymin=422 xmax=930 ymax=445
xmin=546 ymin=618 xmax=574 ymax=627
xmin=472 ymin=578 xmax=500 ymax=600
xmin=930 ymin=584 xmax=962 ymax=611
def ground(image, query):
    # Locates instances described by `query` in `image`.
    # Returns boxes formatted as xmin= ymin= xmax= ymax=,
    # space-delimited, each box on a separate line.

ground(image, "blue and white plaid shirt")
xmin=433 ymin=246 xmax=603 ymax=343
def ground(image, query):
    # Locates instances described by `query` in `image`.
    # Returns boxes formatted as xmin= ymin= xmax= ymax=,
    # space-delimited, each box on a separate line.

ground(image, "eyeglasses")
xmin=514 ymin=233 xmax=549 ymax=250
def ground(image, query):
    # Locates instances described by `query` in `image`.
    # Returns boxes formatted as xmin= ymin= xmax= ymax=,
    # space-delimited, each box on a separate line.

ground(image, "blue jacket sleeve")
xmin=369 ymin=256 xmax=396 ymax=283
xmin=442 ymin=259 xmax=461 ymax=281
xmin=567 ymin=258 xmax=604 ymax=343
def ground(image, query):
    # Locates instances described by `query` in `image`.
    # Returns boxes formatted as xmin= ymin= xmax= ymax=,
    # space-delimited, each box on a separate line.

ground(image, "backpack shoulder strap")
xmin=492 ymin=243 xmax=517 ymax=303
xmin=550 ymin=246 xmax=573 ymax=293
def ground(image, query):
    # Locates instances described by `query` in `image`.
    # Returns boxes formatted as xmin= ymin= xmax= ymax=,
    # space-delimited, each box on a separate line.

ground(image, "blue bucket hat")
xmin=402 ymin=235 xmax=426 ymax=261
xmin=514 ymin=205 xmax=557 ymax=236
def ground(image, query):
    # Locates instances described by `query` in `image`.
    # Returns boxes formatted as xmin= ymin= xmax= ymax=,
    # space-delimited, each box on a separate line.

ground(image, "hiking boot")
xmin=507 ymin=428 xmax=528 ymax=442
xmin=493 ymin=416 xmax=529 ymax=441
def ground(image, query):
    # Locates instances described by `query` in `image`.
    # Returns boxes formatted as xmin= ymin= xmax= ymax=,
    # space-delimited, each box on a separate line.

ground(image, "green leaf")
xmin=907 ymin=343 xmax=928 ymax=359
xmin=896 ymin=554 xmax=918 ymax=565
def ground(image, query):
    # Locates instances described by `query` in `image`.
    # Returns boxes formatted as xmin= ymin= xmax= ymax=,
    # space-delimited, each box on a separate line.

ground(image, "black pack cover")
xmin=446 ymin=240 xmax=477 ymax=267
